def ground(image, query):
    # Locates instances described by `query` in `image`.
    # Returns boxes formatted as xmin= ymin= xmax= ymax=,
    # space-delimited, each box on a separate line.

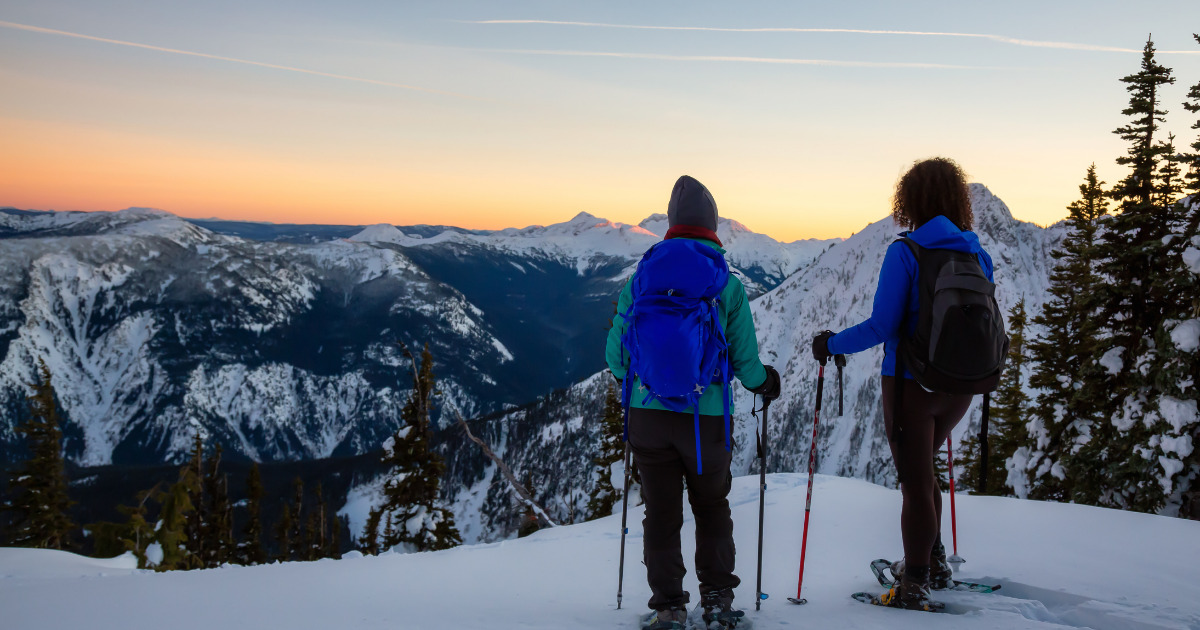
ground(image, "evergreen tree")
xmin=182 ymin=434 xmax=207 ymax=564
xmin=237 ymin=463 xmax=267 ymax=565
xmin=315 ymin=482 xmax=329 ymax=559
xmin=359 ymin=508 xmax=381 ymax=556
xmin=328 ymin=515 xmax=344 ymax=559
xmin=1080 ymin=37 xmax=1179 ymax=512
xmin=1172 ymin=33 xmax=1200 ymax=518
xmin=2 ymin=359 xmax=75 ymax=550
xmin=274 ymin=503 xmax=294 ymax=563
xmin=584 ymin=379 xmax=624 ymax=521
xmin=287 ymin=477 xmax=306 ymax=560
xmin=958 ymin=299 xmax=1029 ymax=496
xmin=88 ymin=483 xmax=160 ymax=567
xmin=370 ymin=343 xmax=462 ymax=552
xmin=1183 ymin=33 xmax=1200 ymax=198
xmin=517 ymin=474 xmax=541 ymax=538
xmin=1022 ymin=165 xmax=1109 ymax=502
xmin=200 ymin=444 xmax=234 ymax=567
xmin=155 ymin=471 xmax=197 ymax=571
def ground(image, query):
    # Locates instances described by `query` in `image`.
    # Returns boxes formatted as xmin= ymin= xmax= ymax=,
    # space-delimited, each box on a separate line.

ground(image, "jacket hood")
xmin=905 ymin=215 xmax=982 ymax=254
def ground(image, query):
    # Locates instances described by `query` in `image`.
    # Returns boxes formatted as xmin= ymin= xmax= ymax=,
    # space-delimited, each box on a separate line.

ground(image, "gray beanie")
xmin=667 ymin=175 xmax=718 ymax=232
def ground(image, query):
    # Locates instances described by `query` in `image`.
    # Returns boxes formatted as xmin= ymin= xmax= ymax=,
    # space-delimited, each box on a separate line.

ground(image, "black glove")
xmin=812 ymin=330 xmax=835 ymax=363
xmin=748 ymin=365 xmax=781 ymax=401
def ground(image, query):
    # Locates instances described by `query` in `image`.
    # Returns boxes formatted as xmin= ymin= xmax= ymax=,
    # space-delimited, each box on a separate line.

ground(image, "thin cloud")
xmin=478 ymin=48 xmax=988 ymax=69
xmin=471 ymin=20 xmax=1200 ymax=55
xmin=0 ymin=20 xmax=475 ymax=99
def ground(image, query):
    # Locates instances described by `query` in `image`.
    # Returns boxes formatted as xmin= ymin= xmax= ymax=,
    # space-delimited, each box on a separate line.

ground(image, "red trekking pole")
xmin=946 ymin=437 xmax=964 ymax=568
xmin=788 ymin=357 xmax=828 ymax=605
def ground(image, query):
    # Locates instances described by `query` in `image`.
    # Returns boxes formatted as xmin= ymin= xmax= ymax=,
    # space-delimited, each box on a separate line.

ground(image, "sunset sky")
xmin=2 ymin=1 xmax=1199 ymax=241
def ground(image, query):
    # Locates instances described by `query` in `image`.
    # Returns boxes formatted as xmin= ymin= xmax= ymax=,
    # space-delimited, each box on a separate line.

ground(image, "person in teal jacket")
xmin=605 ymin=175 xmax=780 ymax=630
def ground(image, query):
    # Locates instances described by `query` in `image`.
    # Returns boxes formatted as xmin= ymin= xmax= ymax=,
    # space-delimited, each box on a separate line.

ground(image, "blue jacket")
xmin=827 ymin=215 xmax=994 ymax=378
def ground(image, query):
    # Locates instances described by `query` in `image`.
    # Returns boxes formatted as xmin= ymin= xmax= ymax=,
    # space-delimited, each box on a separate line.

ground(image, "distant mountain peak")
xmin=348 ymin=223 xmax=410 ymax=244
xmin=116 ymin=207 xmax=174 ymax=218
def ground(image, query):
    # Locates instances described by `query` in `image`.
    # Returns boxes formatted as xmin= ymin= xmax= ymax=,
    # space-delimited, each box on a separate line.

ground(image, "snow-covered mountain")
xmin=0 ymin=209 xmax=511 ymax=465
xmin=732 ymin=184 xmax=1064 ymax=483
xmin=0 ymin=207 xmax=825 ymax=468
xmin=6 ymin=472 xmax=1199 ymax=630
xmin=433 ymin=185 xmax=1066 ymax=539
xmin=639 ymin=213 xmax=835 ymax=288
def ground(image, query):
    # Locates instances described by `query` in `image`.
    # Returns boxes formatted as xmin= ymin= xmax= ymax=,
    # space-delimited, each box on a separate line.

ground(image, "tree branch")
xmin=453 ymin=409 xmax=557 ymax=528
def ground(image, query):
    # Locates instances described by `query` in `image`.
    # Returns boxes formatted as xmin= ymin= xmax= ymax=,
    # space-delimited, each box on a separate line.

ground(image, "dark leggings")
xmin=881 ymin=376 xmax=972 ymax=569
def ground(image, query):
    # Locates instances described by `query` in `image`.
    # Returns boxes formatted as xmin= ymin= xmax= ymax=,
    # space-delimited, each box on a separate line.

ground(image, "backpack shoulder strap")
xmin=895 ymin=236 xmax=921 ymax=260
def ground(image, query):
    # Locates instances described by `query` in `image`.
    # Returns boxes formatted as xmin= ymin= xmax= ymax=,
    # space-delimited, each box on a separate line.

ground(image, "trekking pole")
xmin=617 ymin=441 xmax=632 ymax=609
xmin=789 ymin=358 xmax=827 ymax=605
xmin=834 ymin=354 xmax=846 ymax=416
xmin=946 ymin=437 xmax=964 ymax=569
xmin=756 ymin=398 xmax=770 ymax=611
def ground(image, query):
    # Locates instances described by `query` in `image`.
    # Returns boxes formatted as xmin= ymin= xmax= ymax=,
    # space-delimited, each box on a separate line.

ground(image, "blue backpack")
xmin=619 ymin=239 xmax=733 ymax=473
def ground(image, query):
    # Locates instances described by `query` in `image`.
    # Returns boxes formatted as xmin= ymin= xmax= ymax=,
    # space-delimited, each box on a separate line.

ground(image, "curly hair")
xmin=891 ymin=157 xmax=973 ymax=231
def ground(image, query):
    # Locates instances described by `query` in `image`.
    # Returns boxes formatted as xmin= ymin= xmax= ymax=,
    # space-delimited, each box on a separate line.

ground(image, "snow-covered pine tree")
xmin=584 ymin=378 xmax=624 ymax=521
xmin=2 ymin=359 xmax=75 ymax=550
xmin=1021 ymin=166 xmax=1109 ymax=502
xmin=367 ymin=343 xmax=462 ymax=552
xmin=237 ymin=462 xmax=267 ymax=565
xmin=1077 ymin=37 xmax=1178 ymax=512
xmin=1175 ymin=36 xmax=1200 ymax=518
xmin=1140 ymin=47 xmax=1200 ymax=518
xmin=958 ymin=299 xmax=1029 ymax=496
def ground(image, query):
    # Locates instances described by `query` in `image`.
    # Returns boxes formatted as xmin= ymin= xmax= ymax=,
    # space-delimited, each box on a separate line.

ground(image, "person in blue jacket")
xmin=811 ymin=158 xmax=993 ymax=611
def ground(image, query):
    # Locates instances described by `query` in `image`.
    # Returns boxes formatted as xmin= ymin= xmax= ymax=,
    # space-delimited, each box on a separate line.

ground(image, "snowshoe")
xmin=871 ymin=558 xmax=1000 ymax=594
xmin=639 ymin=607 xmax=688 ymax=630
xmin=852 ymin=578 xmax=945 ymax=612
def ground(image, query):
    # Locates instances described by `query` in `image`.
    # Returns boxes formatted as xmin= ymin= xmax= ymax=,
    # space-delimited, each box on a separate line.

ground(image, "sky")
xmin=1 ymin=1 xmax=1199 ymax=241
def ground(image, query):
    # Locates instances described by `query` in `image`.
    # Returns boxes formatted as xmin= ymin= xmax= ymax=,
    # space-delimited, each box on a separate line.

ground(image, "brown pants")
xmin=881 ymin=376 xmax=972 ymax=570
xmin=629 ymin=407 xmax=740 ymax=610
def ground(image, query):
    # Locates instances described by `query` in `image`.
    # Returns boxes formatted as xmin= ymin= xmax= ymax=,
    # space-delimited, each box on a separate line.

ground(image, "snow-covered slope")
xmin=4 ymin=473 xmax=1198 ymax=630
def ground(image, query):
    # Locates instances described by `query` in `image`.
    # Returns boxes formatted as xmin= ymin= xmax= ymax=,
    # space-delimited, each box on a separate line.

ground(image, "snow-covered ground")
xmin=3 ymin=473 xmax=1197 ymax=630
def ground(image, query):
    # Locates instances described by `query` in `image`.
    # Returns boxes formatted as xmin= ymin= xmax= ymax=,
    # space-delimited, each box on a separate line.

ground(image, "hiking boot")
xmin=699 ymin=589 xmax=744 ymax=628
xmin=891 ymin=548 xmax=954 ymax=591
xmin=876 ymin=576 xmax=944 ymax=612
xmin=644 ymin=607 xmax=688 ymax=630
xmin=929 ymin=541 xmax=953 ymax=590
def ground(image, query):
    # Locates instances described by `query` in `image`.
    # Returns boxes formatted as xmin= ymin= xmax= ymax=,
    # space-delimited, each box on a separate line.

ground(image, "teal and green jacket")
xmin=604 ymin=237 xmax=768 ymax=415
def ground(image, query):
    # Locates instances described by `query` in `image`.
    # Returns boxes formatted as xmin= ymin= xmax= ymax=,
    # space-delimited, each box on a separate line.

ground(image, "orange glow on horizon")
xmin=1 ymin=119 xmax=886 ymax=241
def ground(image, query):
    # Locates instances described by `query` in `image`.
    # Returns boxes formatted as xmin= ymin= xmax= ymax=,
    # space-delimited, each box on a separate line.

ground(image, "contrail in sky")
xmin=0 ymin=20 xmax=474 ymax=99
xmin=478 ymin=48 xmax=987 ymax=69
xmin=471 ymin=20 xmax=1200 ymax=54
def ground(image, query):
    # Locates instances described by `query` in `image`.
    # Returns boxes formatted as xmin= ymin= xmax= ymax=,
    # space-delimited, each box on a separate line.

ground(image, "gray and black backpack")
xmin=896 ymin=237 xmax=1008 ymax=395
